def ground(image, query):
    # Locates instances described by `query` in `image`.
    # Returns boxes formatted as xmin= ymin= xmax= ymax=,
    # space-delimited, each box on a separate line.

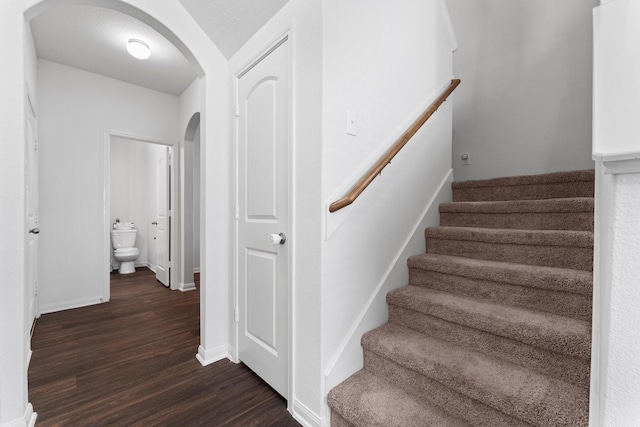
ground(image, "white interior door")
xmin=237 ymin=38 xmax=290 ymax=398
xmin=26 ymin=91 xmax=39 ymax=330
xmin=155 ymin=147 xmax=170 ymax=287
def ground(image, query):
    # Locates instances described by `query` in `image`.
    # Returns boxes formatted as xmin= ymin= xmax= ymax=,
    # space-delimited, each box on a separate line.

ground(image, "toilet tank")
xmin=110 ymin=229 xmax=137 ymax=249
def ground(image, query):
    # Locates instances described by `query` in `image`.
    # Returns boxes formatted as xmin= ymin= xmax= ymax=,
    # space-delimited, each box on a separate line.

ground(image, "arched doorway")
xmin=180 ymin=112 xmax=201 ymax=292
xmin=0 ymin=1 xmax=231 ymax=424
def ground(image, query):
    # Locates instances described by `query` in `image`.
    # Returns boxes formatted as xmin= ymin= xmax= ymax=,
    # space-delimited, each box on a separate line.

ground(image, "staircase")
xmin=328 ymin=170 xmax=594 ymax=427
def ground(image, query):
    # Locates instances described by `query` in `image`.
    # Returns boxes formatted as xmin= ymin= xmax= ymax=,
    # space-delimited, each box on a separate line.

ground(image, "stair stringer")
xmin=324 ymin=170 xmax=453 ymax=399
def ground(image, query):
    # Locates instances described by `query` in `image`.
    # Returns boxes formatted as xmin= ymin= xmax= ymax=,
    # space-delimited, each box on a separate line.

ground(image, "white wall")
xmin=0 ymin=9 xmax=38 ymax=426
xmin=38 ymin=59 xmax=179 ymax=313
xmin=321 ymin=0 xmax=456 ymax=420
xmin=110 ymin=137 xmax=167 ymax=271
xmin=178 ymin=78 xmax=201 ymax=285
xmin=229 ymin=1 xmax=324 ymax=424
xmin=592 ymin=171 xmax=640 ymax=426
xmin=446 ymin=0 xmax=597 ymax=181
xmin=192 ymin=125 xmax=201 ymax=272
xmin=592 ymin=1 xmax=640 ymax=425
xmin=593 ymin=0 xmax=640 ymax=163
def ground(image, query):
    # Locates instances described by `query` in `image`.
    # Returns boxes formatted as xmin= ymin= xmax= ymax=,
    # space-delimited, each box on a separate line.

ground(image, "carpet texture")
xmin=328 ymin=170 xmax=594 ymax=427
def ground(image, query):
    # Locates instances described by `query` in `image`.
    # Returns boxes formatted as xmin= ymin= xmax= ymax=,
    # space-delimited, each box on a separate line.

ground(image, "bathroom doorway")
xmin=106 ymin=132 xmax=199 ymax=298
xmin=108 ymin=135 xmax=171 ymax=284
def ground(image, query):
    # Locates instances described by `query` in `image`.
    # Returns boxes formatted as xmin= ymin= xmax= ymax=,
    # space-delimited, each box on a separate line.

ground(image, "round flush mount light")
xmin=126 ymin=39 xmax=151 ymax=60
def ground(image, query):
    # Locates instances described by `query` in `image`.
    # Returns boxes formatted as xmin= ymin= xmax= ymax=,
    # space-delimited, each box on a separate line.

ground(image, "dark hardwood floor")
xmin=29 ymin=268 xmax=300 ymax=426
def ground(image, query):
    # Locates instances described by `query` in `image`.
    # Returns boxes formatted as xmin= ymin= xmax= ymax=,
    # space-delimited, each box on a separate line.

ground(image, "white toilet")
xmin=111 ymin=225 xmax=140 ymax=274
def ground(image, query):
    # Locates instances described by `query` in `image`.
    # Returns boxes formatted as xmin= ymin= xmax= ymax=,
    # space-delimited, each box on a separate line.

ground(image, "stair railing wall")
xmin=320 ymin=1 xmax=459 ymax=423
xmin=322 ymin=79 xmax=458 ymax=398
xmin=329 ymin=79 xmax=460 ymax=213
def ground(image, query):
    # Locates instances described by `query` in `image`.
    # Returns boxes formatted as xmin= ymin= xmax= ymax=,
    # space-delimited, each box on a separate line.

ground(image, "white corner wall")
xmin=600 ymin=172 xmax=640 ymax=425
xmin=321 ymin=0 xmax=456 ymax=421
xmin=37 ymin=59 xmax=179 ymax=313
xmin=593 ymin=0 xmax=640 ymax=163
xmin=446 ymin=0 xmax=597 ymax=182
xmin=592 ymin=1 xmax=640 ymax=425
xmin=0 ymin=5 xmax=38 ymax=426
xmin=178 ymin=78 xmax=201 ymax=277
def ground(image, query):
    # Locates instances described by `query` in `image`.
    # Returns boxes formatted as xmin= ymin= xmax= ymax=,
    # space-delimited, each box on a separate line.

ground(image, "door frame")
xmin=25 ymin=81 xmax=40 ymax=329
xmin=103 ymin=130 xmax=181 ymax=299
xmin=232 ymin=32 xmax=294 ymax=402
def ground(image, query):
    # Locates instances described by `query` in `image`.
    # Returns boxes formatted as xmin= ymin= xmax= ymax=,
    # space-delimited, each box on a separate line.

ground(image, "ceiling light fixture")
xmin=126 ymin=39 xmax=151 ymax=60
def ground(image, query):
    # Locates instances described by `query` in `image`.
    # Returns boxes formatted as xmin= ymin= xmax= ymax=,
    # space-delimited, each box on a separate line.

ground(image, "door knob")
xmin=151 ymin=221 xmax=158 ymax=225
xmin=29 ymin=228 xmax=40 ymax=234
xmin=268 ymin=233 xmax=286 ymax=245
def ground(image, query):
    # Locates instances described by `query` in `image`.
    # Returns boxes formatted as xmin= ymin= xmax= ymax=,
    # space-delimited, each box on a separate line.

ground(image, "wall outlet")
xmin=461 ymin=153 xmax=470 ymax=165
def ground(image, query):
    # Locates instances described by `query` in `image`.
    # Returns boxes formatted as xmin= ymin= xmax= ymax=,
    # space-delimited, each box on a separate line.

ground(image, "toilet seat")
xmin=115 ymin=248 xmax=139 ymax=255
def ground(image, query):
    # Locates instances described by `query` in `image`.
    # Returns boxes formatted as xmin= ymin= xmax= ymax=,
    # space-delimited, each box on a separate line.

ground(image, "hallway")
xmin=28 ymin=268 xmax=300 ymax=426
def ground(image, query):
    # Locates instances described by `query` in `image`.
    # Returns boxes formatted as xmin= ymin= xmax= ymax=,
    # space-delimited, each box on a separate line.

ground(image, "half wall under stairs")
xmin=328 ymin=169 xmax=594 ymax=427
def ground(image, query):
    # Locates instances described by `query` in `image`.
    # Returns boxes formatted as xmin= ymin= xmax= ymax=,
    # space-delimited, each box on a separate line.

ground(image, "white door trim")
xmin=103 ymin=130 xmax=181 ymax=300
xmin=232 ymin=31 xmax=294 ymax=402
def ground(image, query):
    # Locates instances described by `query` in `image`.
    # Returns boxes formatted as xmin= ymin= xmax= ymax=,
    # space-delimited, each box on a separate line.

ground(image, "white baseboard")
xmin=291 ymin=399 xmax=326 ymax=427
xmin=39 ymin=296 xmax=104 ymax=315
xmin=178 ymin=282 xmax=197 ymax=292
xmin=1 ymin=403 xmax=37 ymax=427
xmin=195 ymin=344 xmax=231 ymax=366
xmin=193 ymin=267 xmax=200 ymax=274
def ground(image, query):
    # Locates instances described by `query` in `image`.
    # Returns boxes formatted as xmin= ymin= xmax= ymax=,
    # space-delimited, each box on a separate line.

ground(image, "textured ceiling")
xmin=31 ymin=6 xmax=196 ymax=95
xmin=30 ymin=5 xmax=198 ymax=96
xmin=30 ymin=1 xmax=291 ymax=96
xmin=178 ymin=0 xmax=290 ymax=59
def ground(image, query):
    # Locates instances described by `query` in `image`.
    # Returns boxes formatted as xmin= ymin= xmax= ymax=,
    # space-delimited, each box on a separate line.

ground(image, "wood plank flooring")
xmin=29 ymin=268 xmax=300 ymax=427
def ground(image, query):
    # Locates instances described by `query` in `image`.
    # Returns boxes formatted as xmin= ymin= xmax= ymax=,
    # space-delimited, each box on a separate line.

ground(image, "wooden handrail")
xmin=329 ymin=78 xmax=461 ymax=213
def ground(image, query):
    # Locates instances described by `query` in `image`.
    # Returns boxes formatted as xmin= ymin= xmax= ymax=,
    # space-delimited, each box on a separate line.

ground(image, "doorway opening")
xmin=17 ymin=2 xmax=231 ymax=424
xmin=107 ymin=134 xmax=177 ymax=289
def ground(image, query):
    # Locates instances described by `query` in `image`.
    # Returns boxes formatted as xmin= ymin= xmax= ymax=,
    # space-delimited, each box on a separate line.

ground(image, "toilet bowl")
xmin=113 ymin=247 xmax=141 ymax=274
xmin=110 ymin=226 xmax=140 ymax=274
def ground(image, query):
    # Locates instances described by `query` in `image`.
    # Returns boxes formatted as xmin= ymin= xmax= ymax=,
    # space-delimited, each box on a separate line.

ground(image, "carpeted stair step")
xmin=452 ymin=169 xmax=594 ymax=202
xmin=362 ymin=323 xmax=589 ymax=427
xmin=425 ymin=226 xmax=593 ymax=271
xmin=363 ymin=351 xmax=531 ymax=427
xmin=386 ymin=286 xmax=591 ymax=360
xmin=327 ymin=369 xmax=469 ymax=427
xmin=408 ymin=253 xmax=592 ymax=320
xmin=439 ymin=197 xmax=593 ymax=231
xmin=328 ymin=170 xmax=594 ymax=427
xmin=387 ymin=288 xmax=590 ymax=388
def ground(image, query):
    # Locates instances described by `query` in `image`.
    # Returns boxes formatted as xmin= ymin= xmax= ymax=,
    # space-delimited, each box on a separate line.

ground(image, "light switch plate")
xmin=347 ymin=110 xmax=357 ymax=136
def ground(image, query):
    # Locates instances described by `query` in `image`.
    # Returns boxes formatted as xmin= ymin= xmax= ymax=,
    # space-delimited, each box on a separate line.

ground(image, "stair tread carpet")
xmin=388 ymin=305 xmax=590 ymax=389
xmin=362 ymin=323 xmax=589 ymax=427
xmin=425 ymin=227 xmax=593 ymax=271
xmin=440 ymin=197 xmax=594 ymax=214
xmin=439 ymin=197 xmax=594 ymax=231
xmin=425 ymin=226 xmax=593 ymax=248
xmin=327 ymin=369 xmax=470 ymax=427
xmin=452 ymin=170 xmax=595 ymax=202
xmin=408 ymin=253 xmax=593 ymax=295
xmin=363 ymin=350 xmax=533 ymax=427
xmin=387 ymin=285 xmax=590 ymax=359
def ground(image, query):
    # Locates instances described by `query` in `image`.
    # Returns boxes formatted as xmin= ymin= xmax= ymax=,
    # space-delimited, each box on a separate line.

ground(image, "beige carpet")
xmin=328 ymin=169 xmax=594 ymax=427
